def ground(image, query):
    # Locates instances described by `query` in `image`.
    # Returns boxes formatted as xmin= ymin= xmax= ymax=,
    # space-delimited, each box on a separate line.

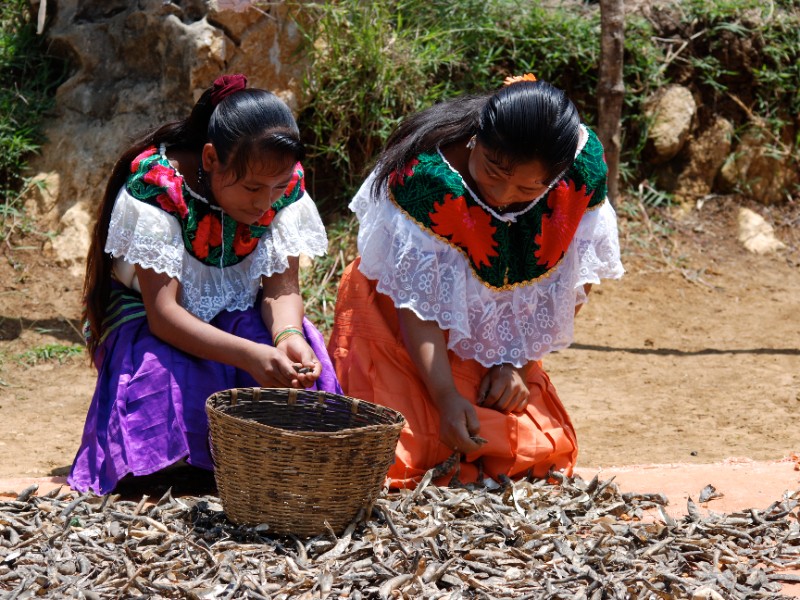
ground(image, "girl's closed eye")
xmin=520 ymin=184 xmax=546 ymax=196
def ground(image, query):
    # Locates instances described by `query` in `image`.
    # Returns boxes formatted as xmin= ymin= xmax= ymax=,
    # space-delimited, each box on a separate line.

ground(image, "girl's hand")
xmin=478 ymin=364 xmax=530 ymax=414
xmin=245 ymin=343 xmax=304 ymax=388
xmin=276 ymin=333 xmax=321 ymax=388
xmin=436 ymin=390 xmax=485 ymax=455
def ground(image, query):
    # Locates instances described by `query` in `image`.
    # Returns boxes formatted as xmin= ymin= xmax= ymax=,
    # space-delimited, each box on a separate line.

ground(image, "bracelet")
xmin=273 ymin=326 xmax=304 ymax=345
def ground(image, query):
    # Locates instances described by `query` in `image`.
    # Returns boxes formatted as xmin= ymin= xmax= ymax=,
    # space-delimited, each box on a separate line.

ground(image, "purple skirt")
xmin=68 ymin=303 xmax=342 ymax=495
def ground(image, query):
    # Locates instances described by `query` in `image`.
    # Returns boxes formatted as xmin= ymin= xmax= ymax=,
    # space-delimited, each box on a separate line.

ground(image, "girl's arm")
xmin=397 ymin=308 xmax=484 ymax=454
xmin=260 ymin=256 xmax=321 ymax=388
xmin=135 ymin=265 xmax=300 ymax=388
xmin=575 ymin=283 xmax=593 ymax=316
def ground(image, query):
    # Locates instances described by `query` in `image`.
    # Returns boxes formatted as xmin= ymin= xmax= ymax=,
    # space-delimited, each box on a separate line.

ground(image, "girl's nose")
xmin=491 ymin=182 xmax=517 ymax=206
xmin=254 ymin=192 xmax=278 ymax=210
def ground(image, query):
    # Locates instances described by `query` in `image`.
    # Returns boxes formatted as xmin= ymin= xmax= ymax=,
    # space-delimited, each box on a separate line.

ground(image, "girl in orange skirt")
xmin=329 ymin=76 xmax=624 ymax=488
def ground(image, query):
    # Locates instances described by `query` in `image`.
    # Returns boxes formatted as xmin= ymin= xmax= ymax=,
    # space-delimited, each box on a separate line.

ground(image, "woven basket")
xmin=206 ymin=387 xmax=405 ymax=536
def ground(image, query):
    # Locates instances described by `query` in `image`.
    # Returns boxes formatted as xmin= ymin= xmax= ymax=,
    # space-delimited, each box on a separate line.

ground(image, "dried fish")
xmin=698 ymin=484 xmax=724 ymax=504
xmin=0 ymin=471 xmax=797 ymax=598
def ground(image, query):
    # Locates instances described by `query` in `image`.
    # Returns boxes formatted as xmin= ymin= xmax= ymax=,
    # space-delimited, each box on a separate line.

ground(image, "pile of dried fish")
xmin=1 ymin=471 xmax=798 ymax=599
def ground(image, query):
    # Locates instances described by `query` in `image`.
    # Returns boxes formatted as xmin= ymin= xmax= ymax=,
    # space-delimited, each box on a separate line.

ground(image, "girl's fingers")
xmin=477 ymin=376 xmax=491 ymax=405
xmin=291 ymin=358 xmax=321 ymax=388
xmin=496 ymin=388 xmax=515 ymax=412
xmin=509 ymin=395 xmax=526 ymax=414
xmin=308 ymin=358 xmax=322 ymax=377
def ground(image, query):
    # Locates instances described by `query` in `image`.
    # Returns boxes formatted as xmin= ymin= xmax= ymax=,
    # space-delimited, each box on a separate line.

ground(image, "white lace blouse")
xmin=106 ymin=188 xmax=328 ymax=322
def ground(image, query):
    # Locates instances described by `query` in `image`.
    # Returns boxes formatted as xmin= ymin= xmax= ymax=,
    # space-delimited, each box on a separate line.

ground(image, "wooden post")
xmin=597 ymin=0 xmax=625 ymax=206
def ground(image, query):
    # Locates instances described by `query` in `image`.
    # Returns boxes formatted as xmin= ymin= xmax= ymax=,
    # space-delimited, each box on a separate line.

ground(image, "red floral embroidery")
xmin=233 ymin=223 xmax=259 ymax=256
xmin=534 ymin=180 xmax=593 ymax=269
xmin=192 ymin=214 xmax=222 ymax=259
xmin=256 ymin=208 xmax=277 ymax=227
xmin=388 ymin=158 xmax=420 ymax=188
xmin=286 ymin=164 xmax=304 ymax=196
xmin=143 ymin=163 xmax=188 ymax=218
xmin=131 ymin=147 xmax=157 ymax=172
xmin=430 ymin=194 xmax=498 ymax=268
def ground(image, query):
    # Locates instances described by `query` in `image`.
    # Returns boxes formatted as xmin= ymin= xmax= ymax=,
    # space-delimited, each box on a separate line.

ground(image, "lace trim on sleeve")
xmin=572 ymin=199 xmax=625 ymax=304
xmin=106 ymin=187 xmax=185 ymax=280
xmin=256 ymin=192 xmax=329 ymax=279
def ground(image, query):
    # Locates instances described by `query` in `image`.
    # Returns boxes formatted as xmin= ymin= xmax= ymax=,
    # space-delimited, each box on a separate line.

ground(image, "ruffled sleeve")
xmin=255 ymin=191 xmax=329 ymax=279
xmin=571 ymin=200 xmax=625 ymax=304
xmin=106 ymin=186 xmax=185 ymax=285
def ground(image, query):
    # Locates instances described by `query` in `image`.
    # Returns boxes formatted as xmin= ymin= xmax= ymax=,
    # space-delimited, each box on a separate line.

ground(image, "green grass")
xmin=13 ymin=343 xmax=85 ymax=367
xmin=0 ymin=0 xmax=68 ymax=244
xmin=299 ymin=213 xmax=358 ymax=338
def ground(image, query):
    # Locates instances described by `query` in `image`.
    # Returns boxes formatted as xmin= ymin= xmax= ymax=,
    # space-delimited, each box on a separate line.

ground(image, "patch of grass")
xmin=294 ymin=0 xmax=462 ymax=211
xmin=14 ymin=343 xmax=85 ymax=367
xmin=299 ymin=213 xmax=358 ymax=338
xmin=0 ymin=0 xmax=69 ymax=243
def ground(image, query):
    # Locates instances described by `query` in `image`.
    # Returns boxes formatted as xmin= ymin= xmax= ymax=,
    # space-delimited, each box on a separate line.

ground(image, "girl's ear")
xmin=202 ymin=143 xmax=219 ymax=172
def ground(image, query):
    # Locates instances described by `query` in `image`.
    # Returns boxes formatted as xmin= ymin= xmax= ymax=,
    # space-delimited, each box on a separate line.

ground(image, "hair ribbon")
xmin=503 ymin=73 xmax=537 ymax=86
xmin=211 ymin=74 xmax=248 ymax=106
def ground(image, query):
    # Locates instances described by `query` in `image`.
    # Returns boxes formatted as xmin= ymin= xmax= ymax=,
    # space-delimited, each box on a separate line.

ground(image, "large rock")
xmin=674 ymin=116 xmax=734 ymax=203
xmin=25 ymin=0 xmax=308 ymax=268
xmin=719 ymin=128 xmax=797 ymax=204
xmin=644 ymin=84 xmax=697 ymax=163
xmin=737 ymin=207 xmax=786 ymax=254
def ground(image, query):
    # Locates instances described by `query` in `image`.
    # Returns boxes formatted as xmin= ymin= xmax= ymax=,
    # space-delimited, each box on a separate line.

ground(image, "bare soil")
xmin=1 ymin=195 xmax=799 ymax=479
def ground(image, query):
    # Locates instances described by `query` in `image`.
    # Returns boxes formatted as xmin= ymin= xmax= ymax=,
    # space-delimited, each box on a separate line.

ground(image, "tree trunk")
xmin=597 ymin=0 xmax=625 ymax=206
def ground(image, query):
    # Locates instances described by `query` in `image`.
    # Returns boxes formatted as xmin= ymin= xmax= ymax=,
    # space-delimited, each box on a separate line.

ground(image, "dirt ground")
xmin=0 ymin=195 xmax=798 ymax=480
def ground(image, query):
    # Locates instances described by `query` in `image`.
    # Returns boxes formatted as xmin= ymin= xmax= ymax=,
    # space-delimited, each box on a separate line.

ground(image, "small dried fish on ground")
xmin=0 ymin=471 xmax=798 ymax=599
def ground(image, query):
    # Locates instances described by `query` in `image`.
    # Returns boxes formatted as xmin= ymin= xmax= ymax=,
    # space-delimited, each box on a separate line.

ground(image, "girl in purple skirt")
xmin=69 ymin=74 xmax=342 ymax=495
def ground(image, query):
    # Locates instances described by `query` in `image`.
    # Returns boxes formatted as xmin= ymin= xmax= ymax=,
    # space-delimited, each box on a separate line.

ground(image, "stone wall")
xmin=25 ymin=0 xmax=307 ymax=273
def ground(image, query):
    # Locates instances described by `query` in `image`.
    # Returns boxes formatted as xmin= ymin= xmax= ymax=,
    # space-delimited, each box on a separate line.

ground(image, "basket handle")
xmin=230 ymin=388 xmax=239 ymax=407
xmin=288 ymin=388 xmax=298 ymax=405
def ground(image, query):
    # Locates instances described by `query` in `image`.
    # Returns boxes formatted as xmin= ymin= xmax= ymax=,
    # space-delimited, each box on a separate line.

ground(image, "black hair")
xmin=372 ymin=80 xmax=580 ymax=195
xmin=208 ymin=89 xmax=304 ymax=179
xmin=83 ymin=82 xmax=304 ymax=357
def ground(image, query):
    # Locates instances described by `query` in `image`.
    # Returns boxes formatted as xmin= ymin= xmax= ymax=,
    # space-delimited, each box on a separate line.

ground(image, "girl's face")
xmin=203 ymin=143 xmax=295 ymax=225
xmin=467 ymin=140 xmax=554 ymax=210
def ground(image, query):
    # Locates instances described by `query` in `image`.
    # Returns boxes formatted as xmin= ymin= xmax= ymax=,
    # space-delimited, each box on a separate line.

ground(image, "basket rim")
xmin=206 ymin=387 xmax=406 ymax=439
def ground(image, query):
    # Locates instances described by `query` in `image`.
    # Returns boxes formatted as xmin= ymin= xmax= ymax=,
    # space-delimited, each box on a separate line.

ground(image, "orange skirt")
xmin=329 ymin=259 xmax=578 ymax=489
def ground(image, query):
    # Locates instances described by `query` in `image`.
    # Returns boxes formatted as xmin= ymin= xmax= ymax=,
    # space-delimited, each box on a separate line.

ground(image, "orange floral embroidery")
xmin=534 ymin=180 xmax=592 ymax=269
xmin=504 ymin=73 xmax=537 ymax=86
xmin=430 ymin=194 xmax=498 ymax=268
xmin=256 ymin=208 xmax=277 ymax=227
xmin=192 ymin=214 xmax=222 ymax=259
xmin=233 ymin=223 xmax=259 ymax=256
